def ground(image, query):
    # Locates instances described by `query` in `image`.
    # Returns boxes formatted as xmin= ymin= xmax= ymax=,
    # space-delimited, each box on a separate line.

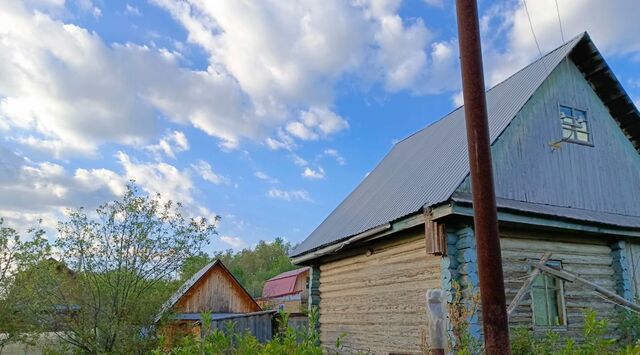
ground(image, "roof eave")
xmin=291 ymin=212 xmax=425 ymax=264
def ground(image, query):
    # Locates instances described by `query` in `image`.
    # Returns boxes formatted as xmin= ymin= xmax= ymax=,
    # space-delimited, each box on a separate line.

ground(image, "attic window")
xmin=560 ymin=105 xmax=591 ymax=144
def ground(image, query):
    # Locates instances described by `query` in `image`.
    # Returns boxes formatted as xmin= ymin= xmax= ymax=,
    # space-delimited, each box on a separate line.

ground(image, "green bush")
xmin=511 ymin=309 xmax=640 ymax=355
xmin=158 ymin=308 xmax=323 ymax=355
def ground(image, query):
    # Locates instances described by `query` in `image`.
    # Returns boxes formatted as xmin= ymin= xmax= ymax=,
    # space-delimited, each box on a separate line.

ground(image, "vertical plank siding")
xmin=175 ymin=266 xmax=260 ymax=314
xmin=458 ymin=58 xmax=640 ymax=216
xmin=500 ymin=230 xmax=618 ymax=338
xmin=318 ymin=228 xmax=441 ymax=354
xmin=208 ymin=312 xmax=274 ymax=343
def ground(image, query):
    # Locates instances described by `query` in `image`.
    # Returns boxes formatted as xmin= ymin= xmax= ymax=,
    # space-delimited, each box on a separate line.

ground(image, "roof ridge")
xmin=393 ymin=32 xmax=587 ymax=147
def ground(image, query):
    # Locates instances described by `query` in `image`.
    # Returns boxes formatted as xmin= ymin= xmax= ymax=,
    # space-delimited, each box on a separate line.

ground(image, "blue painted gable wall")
xmin=457 ymin=58 xmax=640 ymax=216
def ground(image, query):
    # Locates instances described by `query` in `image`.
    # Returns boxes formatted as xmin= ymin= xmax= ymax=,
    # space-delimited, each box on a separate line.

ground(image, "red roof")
xmin=262 ymin=267 xmax=309 ymax=298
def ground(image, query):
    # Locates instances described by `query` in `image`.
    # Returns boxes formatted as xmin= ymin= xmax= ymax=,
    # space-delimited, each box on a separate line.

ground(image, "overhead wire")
xmin=554 ymin=0 xmax=565 ymax=43
xmin=522 ymin=0 xmax=543 ymax=59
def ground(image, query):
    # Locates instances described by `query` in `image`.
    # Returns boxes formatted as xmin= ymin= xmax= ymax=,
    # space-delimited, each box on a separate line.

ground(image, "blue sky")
xmin=1 ymin=0 xmax=639 ymax=253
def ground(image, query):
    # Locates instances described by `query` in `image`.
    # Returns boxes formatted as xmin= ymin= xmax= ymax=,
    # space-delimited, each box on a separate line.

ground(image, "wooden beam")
xmin=447 ymin=203 xmax=640 ymax=238
xmin=530 ymin=262 xmax=640 ymax=313
xmin=506 ymin=252 xmax=552 ymax=318
xmin=425 ymin=209 xmax=447 ymax=255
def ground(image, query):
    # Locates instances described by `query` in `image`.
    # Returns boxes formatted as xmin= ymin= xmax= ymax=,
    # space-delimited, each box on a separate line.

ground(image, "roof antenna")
xmin=555 ymin=0 xmax=565 ymax=43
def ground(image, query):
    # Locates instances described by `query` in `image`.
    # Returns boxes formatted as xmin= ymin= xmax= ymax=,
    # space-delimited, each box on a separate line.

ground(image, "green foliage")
xmin=619 ymin=307 xmax=640 ymax=343
xmin=0 ymin=218 xmax=50 ymax=351
xmin=159 ymin=307 xmax=324 ymax=355
xmin=28 ymin=183 xmax=218 ymax=354
xmin=448 ymin=281 xmax=482 ymax=355
xmin=181 ymin=238 xmax=296 ymax=297
xmin=511 ymin=309 xmax=633 ymax=355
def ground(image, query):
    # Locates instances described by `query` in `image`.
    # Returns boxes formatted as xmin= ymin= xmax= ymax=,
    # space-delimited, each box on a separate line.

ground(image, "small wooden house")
xmin=258 ymin=267 xmax=310 ymax=313
xmin=156 ymin=260 xmax=271 ymax=342
xmin=291 ymin=32 xmax=640 ymax=354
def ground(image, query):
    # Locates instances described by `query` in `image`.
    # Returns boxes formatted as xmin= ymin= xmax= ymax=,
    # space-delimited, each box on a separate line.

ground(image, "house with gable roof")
xmin=291 ymin=32 xmax=640 ymax=354
xmin=258 ymin=267 xmax=310 ymax=313
xmin=156 ymin=260 xmax=275 ymax=343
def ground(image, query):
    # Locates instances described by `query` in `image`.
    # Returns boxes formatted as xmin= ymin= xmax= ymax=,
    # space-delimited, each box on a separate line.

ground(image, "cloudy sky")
xmin=1 ymin=0 xmax=639 ymax=252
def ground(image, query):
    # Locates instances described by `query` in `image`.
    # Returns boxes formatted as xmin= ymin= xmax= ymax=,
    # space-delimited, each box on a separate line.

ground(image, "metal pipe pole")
xmin=454 ymin=0 xmax=511 ymax=353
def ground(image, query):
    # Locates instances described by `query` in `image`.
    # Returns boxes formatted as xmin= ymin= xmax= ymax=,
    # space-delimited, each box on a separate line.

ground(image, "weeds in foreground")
xmin=511 ymin=309 xmax=640 ymax=355
xmin=156 ymin=308 xmax=323 ymax=355
xmin=449 ymin=281 xmax=482 ymax=355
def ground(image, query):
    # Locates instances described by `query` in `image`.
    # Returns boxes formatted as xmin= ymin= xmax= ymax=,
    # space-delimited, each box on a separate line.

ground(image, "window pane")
xmin=574 ymin=109 xmax=587 ymax=121
xmin=576 ymin=120 xmax=588 ymax=131
xmin=544 ymin=274 xmax=557 ymax=288
xmin=559 ymin=106 xmax=573 ymax=118
xmin=532 ymin=288 xmax=549 ymax=326
xmin=532 ymin=274 xmax=545 ymax=286
xmin=577 ymin=131 xmax=589 ymax=142
xmin=563 ymin=128 xmax=574 ymax=139
xmin=546 ymin=289 xmax=561 ymax=325
xmin=562 ymin=117 xmax=574 ymax=126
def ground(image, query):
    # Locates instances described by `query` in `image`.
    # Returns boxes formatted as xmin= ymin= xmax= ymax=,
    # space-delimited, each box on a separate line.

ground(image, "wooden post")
xmin=455 ymin=0 xmax=511 ymax=352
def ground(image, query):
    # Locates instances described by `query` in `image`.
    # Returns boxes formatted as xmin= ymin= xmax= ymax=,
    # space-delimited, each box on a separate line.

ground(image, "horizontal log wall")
xmin=500 ymin=229 xmax=619 ymax=338
xmin=318 ymin=227 xmax=441 ymax=354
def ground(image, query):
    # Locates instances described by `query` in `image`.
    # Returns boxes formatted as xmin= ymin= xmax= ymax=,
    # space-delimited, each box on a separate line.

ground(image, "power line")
xmin=522 ymin=0 xmax=543 ymax=58
xmin=555 ymin=0 xmax=565 ymax=43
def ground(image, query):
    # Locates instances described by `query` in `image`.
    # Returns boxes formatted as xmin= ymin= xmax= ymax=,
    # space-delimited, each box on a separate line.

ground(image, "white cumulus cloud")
xmin=302 ymin=167 xmax=325 ymax=180
xmin=254 ymin=171 xmax=279 ymax=184
xmin=220 ymin=235 xmax=248 ymax=249
xmin=267 ymin=189 xmax=312 ymax=202
xmin=145 ymin=130 xmax=190 ymax=159
xmin=320 ymin=149 xmax=346 ymax=165
xmin=191 ymin=160 xmax=229 ymax=185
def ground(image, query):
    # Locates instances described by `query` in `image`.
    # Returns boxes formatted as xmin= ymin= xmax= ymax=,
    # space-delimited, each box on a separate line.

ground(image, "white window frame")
xmin=559 ymin=104 xmax=593 ymax=146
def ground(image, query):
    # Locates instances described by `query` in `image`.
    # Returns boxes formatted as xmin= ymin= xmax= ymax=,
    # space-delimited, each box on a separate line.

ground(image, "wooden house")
xmin=291 ymin=32 xmax=640 ymax=354
xmin=156 ymin=260 xmax=273 ymax=342
xmin=258 ymin=267 xmax=310 ymax=313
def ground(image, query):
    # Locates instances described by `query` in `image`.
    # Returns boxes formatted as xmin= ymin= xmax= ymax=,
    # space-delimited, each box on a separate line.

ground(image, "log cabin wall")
xmin=499 ymin=228 xmax=619 ymax=338
xmin=317 ymin=226 xmax=441 ymax=354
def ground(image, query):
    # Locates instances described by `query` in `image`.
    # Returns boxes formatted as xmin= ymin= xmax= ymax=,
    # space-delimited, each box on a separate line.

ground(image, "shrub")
xmin=510 ymin=309 xmax=638 ymax=355
xmin=158 ymin=308 xmax=324 ymax=355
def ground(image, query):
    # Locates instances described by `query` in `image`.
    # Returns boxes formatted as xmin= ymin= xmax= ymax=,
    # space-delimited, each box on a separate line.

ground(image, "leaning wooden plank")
xmin=530 ymin=262 xmax=640 ymax=313
xmin=507 ymin=252 xmax=552 ymax=318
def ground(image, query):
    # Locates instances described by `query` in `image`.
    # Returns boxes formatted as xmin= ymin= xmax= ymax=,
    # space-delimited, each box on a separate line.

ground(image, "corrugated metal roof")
xmin=262 ymin=276 xmax=298 ymax=298
xmin=291 ymin=33 xmax=588 ymax=258
xmin=266 ymin=267 xmax=309 ymax=281
xmin=452 ymin=194 xmax=640 ymax=229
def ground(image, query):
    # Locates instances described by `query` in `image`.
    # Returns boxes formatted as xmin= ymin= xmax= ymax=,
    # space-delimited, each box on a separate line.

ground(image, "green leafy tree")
xmin=0 ymin=219 xmax=50 ymax=352
xmin=178 ymin=238 xmax=296 ymax=298
xmin=32 ymin=184 xmax=218 ymax=354
xmin=212 ymin=238 xmax=296 ymax=297
xmin=178 ymin=252 xmax=211 ymax=282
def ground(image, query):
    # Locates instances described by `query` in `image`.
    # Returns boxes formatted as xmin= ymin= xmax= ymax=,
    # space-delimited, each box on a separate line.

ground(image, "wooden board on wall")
xmin=175 ymin=264 xmax=261 ymax=314
xmin=318 ymin=228 xmax=441 ymax=354
xmin=500 ymin=230 xmax=618 ymax=338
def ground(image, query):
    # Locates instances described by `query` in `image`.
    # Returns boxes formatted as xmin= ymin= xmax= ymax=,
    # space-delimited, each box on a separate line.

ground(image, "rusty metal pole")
xmin=455 ymin=0 xmax=511 ymax=354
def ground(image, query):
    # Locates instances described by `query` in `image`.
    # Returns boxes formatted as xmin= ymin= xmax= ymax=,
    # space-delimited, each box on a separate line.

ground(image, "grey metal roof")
xmin=292 ymin=32 xmax=640 ymax=258
xmin=452 ymin=194 xmax=640 ymax=230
